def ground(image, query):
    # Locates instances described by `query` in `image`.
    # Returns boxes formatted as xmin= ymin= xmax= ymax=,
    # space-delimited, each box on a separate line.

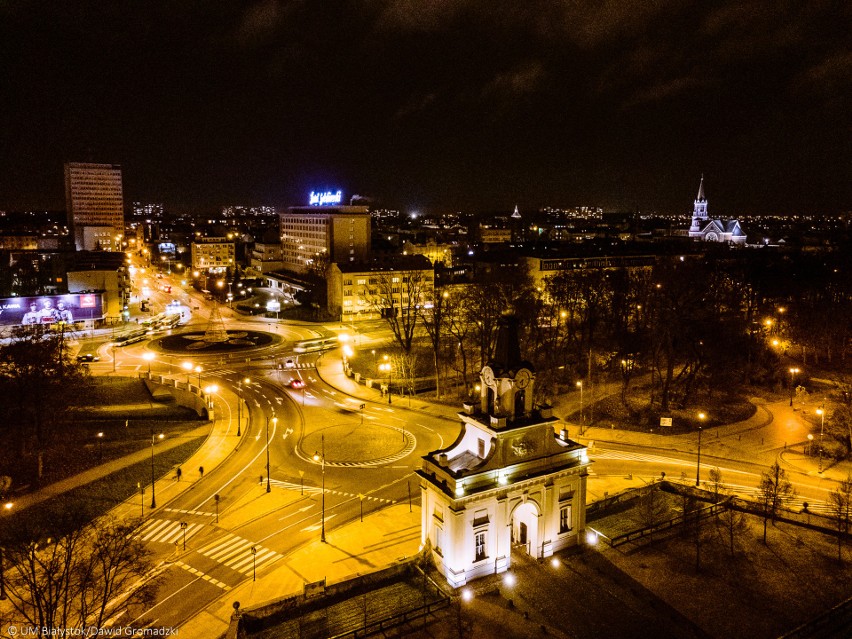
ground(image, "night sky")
xmin=1 ymin=1 xmax=849 ymax=216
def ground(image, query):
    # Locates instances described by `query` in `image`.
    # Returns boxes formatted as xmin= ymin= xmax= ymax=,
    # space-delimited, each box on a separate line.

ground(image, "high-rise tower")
xmin=65 ymin=162 xmax=125 ymax=251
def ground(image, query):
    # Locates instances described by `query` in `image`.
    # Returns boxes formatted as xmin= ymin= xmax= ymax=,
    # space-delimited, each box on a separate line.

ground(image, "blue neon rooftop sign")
xmin=309 ymin=190 xmax=342 ymax=206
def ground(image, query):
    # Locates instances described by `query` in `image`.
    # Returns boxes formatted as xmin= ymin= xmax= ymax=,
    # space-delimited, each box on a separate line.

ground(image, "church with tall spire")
xmin=687 ymin=175 xmax=746 ymax=244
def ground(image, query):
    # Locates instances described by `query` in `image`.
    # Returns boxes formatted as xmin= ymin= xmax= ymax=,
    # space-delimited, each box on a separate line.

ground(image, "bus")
xmin=114 ymin=328 xmax=148 ymax=346
xmin=293 ymin=337 xmax=339 ymax=353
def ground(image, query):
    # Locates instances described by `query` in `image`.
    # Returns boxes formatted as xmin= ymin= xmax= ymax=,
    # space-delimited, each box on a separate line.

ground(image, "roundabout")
xmin=152 ymin=329 xmax=278 ymax=353
xmin=298 ymin=423 xmax=417 ymax=468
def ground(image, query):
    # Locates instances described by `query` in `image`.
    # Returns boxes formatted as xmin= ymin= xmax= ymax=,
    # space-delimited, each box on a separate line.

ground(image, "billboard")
xmin=0 ymin=293 xmax=105 ymax=327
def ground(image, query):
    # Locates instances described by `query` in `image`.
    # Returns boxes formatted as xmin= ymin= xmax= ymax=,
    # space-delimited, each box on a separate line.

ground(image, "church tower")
xmin=689 ymin=175 xmax=708 ymax=234
xmin=418 ymin=315 xmax=590 ymax=587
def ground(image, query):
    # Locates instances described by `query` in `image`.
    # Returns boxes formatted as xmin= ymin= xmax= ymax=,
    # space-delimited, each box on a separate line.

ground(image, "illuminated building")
xmin=418 ymin=316 xmax=589 ymax=587
xmin=190 ymin=237 xmax=235 ymax=270
xmin=65 ymin=163 xmax=124 ymax=251
xmin=327 ymin=255 xmax=433 ymax=321
xmin=279 ymin=203 xmax=370 ymax=274
xmin=688 ymin=176 xmax=746 ymax=244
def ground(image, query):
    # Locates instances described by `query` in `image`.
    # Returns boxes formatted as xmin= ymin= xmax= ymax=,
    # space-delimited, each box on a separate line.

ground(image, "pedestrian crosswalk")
xmin=196 ymin=533 xmax=282 ymax=577
xmin=137 ymin=519 xmax=204 ymax=545
xmin=268 ymin=479 xmax=396 ymax=504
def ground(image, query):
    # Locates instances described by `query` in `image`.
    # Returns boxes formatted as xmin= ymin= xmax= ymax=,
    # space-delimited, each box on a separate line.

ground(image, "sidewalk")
xmin=314 ymin=351 xmax=461 ymax=424
xmin=181 ymin=503 xmax=422 ymax=639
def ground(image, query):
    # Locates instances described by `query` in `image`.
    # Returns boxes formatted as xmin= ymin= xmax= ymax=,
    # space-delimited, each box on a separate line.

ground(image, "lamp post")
xmin=204 ymin=385 xmax=218 ymax=410
xmin=789 ymin=367 xmax=800 ymax=406
xmin=380 ymin=357 xmax=392 ymax=404
xmin=214 ymin=494 xmax=220 ymax=523
xmin=237 ymin=377 xmax=249 ymax=437
xmin=576 ymin=381 xmax=584 ymax=433
xmin=182 ymin=361 xmax=193 ymax=385
xmin=817 ymin=408 xmax=825 ymax=472
xmin=151 ymin=429 xmax=164 ymax=508
xmin=696 ymin=412 xmax=705 ymax=487
xmin=313 ymin=435 xmax=326 ymax=542
xmin=195 ymin=365 xmax=203 ymax=389
xmin=143 ymin=351 xmax=155 ymax=376
xmin=97 ymin=431 xmax=104 ymax=463
xmin=266 ymin=415 xmax=275 ymax=493
xmin=251 ymin=546 xmax=257 ymax=581
xmin=1 ymin=501 xmax=12 ymax=600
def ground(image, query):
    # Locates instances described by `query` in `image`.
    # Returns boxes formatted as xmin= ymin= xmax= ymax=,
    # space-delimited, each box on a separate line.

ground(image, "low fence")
xmin=329 ymin=597 xmax=451 ymax=639
xmin=590 ymin=502 xmax=726 ymax=548
xmin=587 ymin=480 xmax=850 ymax=548
xmin=234 ymin=558 xmax=426 ymax=637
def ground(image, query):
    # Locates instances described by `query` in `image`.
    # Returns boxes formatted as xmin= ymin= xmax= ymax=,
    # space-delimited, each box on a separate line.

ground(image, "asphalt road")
xmin=114 ymin=345 xmax=455 ymax=629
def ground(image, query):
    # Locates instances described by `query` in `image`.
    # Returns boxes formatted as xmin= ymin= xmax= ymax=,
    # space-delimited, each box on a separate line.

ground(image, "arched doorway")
xmin=510 ymin=501 xmax=539 ymax=557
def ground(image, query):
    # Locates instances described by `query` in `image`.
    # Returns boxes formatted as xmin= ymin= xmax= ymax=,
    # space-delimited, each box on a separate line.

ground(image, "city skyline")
xmin=1 ymin=2 xmax=849 ymax=216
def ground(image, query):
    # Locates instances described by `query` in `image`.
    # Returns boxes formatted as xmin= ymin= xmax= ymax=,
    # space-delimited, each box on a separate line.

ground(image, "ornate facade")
xmin=688 ymin=176 xmax=746 ymax=244
xmin=418 ymin=315 xmax=590 ymax=587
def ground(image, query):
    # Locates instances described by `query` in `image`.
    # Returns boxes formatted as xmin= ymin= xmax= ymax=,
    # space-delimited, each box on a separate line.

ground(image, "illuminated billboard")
xmin=309 ymin=190 xmax=343 ymax=206
xmin=0 ymin=293 xmax=105 ymax=327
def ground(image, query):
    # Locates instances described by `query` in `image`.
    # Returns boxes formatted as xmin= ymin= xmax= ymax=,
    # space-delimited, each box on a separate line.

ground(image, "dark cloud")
xmin=0 ymin=0 xmax=848 ymax=215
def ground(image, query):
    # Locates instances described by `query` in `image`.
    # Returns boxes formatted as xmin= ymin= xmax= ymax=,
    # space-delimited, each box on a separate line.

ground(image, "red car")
xmin=289 ymin=379 xmax=306 ymax=389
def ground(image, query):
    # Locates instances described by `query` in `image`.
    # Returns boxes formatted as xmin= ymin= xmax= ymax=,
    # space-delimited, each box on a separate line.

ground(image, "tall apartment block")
xmin=65 ymin=162 xmax=125 ymax=251
xmin=279 ymin=205 xmax=371 ymax=274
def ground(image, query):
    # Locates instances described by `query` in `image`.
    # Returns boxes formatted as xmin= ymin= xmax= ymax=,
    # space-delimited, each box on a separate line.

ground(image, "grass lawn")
xmin=4 ymin=376 xmax=205 ymax=494
xmin=600 ymin=508 xmax=851 ymax=638
xmin=2 ymin=435 xmax=205 ymax=541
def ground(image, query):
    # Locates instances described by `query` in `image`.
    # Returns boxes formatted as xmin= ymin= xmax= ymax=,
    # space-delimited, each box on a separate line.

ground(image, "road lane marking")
xmin=174 ymin=561 xmax=231 ymax=591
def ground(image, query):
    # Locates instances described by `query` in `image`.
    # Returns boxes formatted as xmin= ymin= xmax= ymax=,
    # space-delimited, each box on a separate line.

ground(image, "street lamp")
xmin=807 ymin=433 xmax=814 ymax=456
xmin=97 ymin=431 xmax=104 ymax=464
xmin=0 ymin=501 xmax=12 ymax=600
xmin=182 ymin=361 xmax=193 ymax=385
xmin=696 ymin=412 xmax=705 ymax=487
xmin=266 ymin=415 xmax=276 ymax=493
xmin=195 ymin=365 xmax=203 ymax=388
xmin=817 ymin=408 xmax=825 ymax=472
xmin=150 ymin=429 xmax=164 ymax=508
xmin=313 ymin=435 xmax=326 ymax=542
xmin=143 ymin=351 xmax=155 ymax=376
xmin=251 ymin=546 xmax=257 ymax=581
xmin=204 ymin=384 xmax=218 ymax=409
xmin=789 ymin=367 xmax=800 ymax=406
xmin=214 ymin=494 xmax=220 ymax=523
xmin=237 ymin=377 xmax=249 ymax=437
xmin=576 ymin=381 xmax=584 ymax=433
xmin=379 ymin=356 xmax=392 ymax=404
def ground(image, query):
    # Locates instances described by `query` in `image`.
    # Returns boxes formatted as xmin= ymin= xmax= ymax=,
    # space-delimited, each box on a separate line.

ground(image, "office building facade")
xmin=65 ymin=162 xmax=125 ymax=251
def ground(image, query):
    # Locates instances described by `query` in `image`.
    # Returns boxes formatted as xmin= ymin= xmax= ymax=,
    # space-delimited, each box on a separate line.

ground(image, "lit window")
xmin=559 ymin=505 xmax=572 ymax=533
xmin=475 ymin=531 xmax=487 ymax=562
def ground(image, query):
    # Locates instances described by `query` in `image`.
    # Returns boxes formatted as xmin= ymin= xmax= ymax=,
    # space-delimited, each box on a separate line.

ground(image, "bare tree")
xmin=758 ymin=462 xmax=796 ymax=544
xmin=634 ymin=487 xmax=670 ymax=529
xmin=3 ymin=516 xmax=156 ymax=629
xmin=826 ymin=474 xmax=852 ymax=563
xmin=365 ymin=269 xmax=432 ymax=354
xmin=418 ymin=289 xmax=451 ymax=398
xmin=0 ymin=324 xmax=89 ymax=484
xmin=707 ymin=469 xmax=749 ymax=556
xmin=707 ymin=467 xmax=724 ymax=504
